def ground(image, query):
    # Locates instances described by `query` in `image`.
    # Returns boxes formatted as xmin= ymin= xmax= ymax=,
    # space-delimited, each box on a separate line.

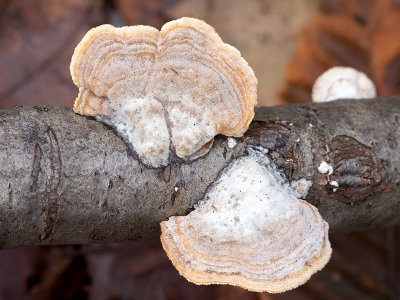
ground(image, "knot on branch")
xmin=244 ymin=120 xmax=304 ymax=181
xmin=327 ymin=135 xmax=389 ymax=204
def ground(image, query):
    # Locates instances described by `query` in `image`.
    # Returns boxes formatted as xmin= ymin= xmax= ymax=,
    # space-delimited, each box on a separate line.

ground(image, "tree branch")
xmin=0 ymin=97 xmax=399 ymax=249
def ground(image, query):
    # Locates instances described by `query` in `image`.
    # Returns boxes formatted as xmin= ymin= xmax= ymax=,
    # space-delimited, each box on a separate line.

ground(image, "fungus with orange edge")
xmin=70 ymin=17 xmax=257 ymax=167
xmin=161 ymin=150 xmax=331 ymax=293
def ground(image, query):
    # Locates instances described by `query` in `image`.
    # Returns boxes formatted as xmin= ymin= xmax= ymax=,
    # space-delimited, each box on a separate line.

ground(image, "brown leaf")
xmin=0 ymin=0 xmax=104 ymax=109
xmin=115 ymin=0 xmax=170 ymax=29
xmin=281 ymin=0 xmax=400 ymax=103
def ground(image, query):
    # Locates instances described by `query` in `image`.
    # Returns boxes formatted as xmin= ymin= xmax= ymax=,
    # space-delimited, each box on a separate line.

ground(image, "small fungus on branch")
xmin=312 ymin=66 xmax=376 ymax=103
xmin=70 ymin=17 xmax=257 ymax=167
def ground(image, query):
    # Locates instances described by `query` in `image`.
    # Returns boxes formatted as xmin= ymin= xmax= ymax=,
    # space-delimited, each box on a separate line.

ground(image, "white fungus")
xmin=312 ymin=66 xmax=376 ymax=103
xmin=227 ymin=137 xmax=237 ymax=149
xmin=97 ymin=97 xmax=170 ymax=167
xmin=290 ymin=178 xmax=313 ymax=199
xmin=318 ymin=161 xmax=333 ymax=175
xmin=329 ymin=181 xmax=339 ymax=187
xmin=330 ymin=181 xmax=339 ymax=192
xmin=161 ymin=149 xmax=331 ymax=292
xmin=70 ymin=18 xmax=257 ymax=167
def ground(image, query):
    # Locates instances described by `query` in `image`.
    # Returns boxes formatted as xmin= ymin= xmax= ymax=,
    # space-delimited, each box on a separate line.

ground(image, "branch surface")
xmin=0 ymin=97 xmax=399 ymax=249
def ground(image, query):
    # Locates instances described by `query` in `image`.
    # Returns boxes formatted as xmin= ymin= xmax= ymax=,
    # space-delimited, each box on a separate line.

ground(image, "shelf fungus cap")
xmin=161 ymin=155 xmax=331 ymax=293
xmin=312 ymin=66 xmax=376 ymax=103
xmin=70 ymin=18 xmax=257 ymax=167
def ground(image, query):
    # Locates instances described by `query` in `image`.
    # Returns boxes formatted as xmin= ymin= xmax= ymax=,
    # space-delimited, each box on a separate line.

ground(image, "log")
xmin=0 ymin=97 xmax=399 ymax=249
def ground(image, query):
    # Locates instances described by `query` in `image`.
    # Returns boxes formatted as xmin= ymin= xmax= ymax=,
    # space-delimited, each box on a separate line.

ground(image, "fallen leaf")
xmin=0 ymin=0 xmax=104 ymax=109
xmin=281 ymin=0 xmax=400 ymax=103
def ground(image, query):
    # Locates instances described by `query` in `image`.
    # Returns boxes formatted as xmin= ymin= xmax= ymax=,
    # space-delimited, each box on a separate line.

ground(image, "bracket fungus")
xmin=161 ymin=151 xmax=331 ymax=293
xmin=70 ymin=18 xmax=257 ymax=167
xmin=312 ymin=66 xmax=376 ymax=103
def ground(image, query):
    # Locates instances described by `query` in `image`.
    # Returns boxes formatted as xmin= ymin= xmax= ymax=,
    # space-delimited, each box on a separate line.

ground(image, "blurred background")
xmin=0 ymin=0 xmax=399 ymax=299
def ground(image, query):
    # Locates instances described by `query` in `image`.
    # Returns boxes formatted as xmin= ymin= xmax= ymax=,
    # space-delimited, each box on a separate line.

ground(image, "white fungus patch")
xmin=290 ymin=178 xmax=313 ymax=199
xmin=227 ymin=137 xmax=237 ymax=149
xmin=164 ymin=103 xmax=217 ymax=158
xmin=243 ymin=148 xmax=312 ymax=199
xmin=329 ymin=181 xmax=339 ymax=187
xmin=161 ymin=149 xmax=331 ymax=292
xmin=192 ymin=152 xmax=322 ymax=251
xmin=318 ymin=161 xmax=333 ymax=175
xmin=98 ymin=97 xmax=170 ymax=167
xmin=330 ymin=181 xmax=339 ymax=192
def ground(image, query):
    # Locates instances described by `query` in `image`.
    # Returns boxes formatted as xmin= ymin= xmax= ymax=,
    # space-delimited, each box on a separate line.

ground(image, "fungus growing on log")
xmin=161 ymin=151 xmax=331 ymax=293
xmin=312 ymin=66 xmax=376 ymax=103
xmin=70 ymin=17 xmax=257 ymax=167
xmin=70 ymin=17 xmax=331 ymax=293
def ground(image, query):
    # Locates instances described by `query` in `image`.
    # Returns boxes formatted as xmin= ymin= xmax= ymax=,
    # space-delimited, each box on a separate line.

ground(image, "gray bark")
xmin=0 ymin=97 xmax=399 ymax=249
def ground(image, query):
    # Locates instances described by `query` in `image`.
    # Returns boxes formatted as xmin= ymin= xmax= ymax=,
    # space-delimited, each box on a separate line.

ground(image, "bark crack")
xmin=7 ymin=183 xmax=13 ymax=208
xmin=30 ymin=142 xmax=42 ymax=192
xmin=40 ymin=127 xmax=63 ymax=241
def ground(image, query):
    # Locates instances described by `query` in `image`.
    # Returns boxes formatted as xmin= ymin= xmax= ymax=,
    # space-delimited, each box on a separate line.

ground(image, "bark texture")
xmin=0 ymin=97 xmax=399 ymax=249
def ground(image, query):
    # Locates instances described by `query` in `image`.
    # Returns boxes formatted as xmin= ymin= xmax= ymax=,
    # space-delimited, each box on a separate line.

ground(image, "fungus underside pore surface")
xmin=161 ymin=148 xmax=331 ymax=293
xmin=71 ymin=18 xmax=257 ymax=167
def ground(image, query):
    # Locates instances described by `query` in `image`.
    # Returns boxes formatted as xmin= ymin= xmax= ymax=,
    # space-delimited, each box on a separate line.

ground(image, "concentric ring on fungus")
xmin=161 ymin=154 xmax=331 ymax=293
xmin=70 ymin=18 xmax=257 ymax=167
